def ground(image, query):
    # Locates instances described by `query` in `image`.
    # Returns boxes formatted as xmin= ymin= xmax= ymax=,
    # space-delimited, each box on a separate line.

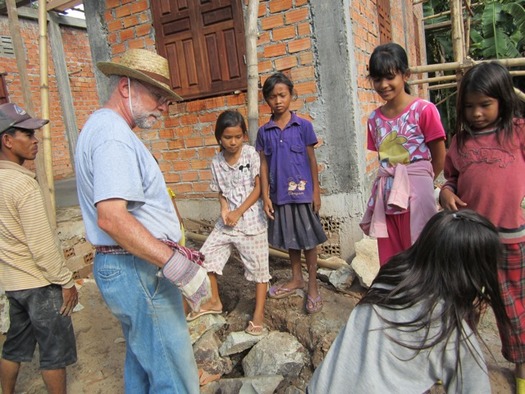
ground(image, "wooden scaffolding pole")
xmin=245 ymin=0 xmax=259 ymax=144
xmin=39 ymin=0 xmax=55 ymax=221
xmin=5 ymin=0 xmax=56 ymax=228
xmin=417 ymin=0 xmax=525 ymax=103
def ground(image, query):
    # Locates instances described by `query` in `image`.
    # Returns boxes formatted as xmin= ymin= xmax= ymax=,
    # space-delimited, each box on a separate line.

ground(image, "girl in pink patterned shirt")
xmin=360 ymin=43 xmax=446 ymax=266
xmin=187 ymin=111 xmax=270 ymax=336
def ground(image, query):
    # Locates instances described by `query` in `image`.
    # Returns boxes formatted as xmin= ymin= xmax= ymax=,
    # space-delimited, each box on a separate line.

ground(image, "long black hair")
xmin=368 ymin=42 xmax=411 ymax=94
xmin=456 ymin=61 xmax=523 ymax=150
xmin=360 ymin=210 xmax=509 ymax=363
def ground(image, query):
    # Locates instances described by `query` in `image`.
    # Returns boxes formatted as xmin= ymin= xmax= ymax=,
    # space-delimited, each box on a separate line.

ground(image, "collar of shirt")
xmin=261 ymin=112 xmax=301 ymax=132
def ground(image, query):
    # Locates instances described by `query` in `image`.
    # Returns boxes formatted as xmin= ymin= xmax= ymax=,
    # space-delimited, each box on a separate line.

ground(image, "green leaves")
xmin=470 ymin=0 xmax=524 ymax=59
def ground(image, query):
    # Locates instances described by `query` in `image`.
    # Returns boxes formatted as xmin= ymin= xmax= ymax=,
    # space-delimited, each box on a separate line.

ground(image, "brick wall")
xmin=103 ymin=0 xmax=425 ymax=202
xmin=0 ymin=16 xmax=98 ymax=180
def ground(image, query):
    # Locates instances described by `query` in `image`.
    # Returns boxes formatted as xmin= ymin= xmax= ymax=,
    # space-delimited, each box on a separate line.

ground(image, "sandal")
xmin=245 ymin=320 xmax=265 ymax=336
xmin=268 ymin=283 xmax=304 ymax=299
xmin=306 ymin=294 xmax=323 ymax=314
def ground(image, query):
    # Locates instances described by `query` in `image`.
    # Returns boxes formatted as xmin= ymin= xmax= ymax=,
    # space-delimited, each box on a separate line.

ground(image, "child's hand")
xmin=224 ymin=210 xmax=242 ymax=227
xmin=220 ymin=209 xmax=230 ymax=224
xmin=312 ymin=193 xmax=321 ymax=214
xmin=439 ymin=187 xmax=467 ymax=211
xmin=263 ymin=199 xmax=275 ymax=220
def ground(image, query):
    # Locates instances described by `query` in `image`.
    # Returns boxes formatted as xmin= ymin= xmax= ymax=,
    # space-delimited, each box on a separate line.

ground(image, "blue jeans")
xmin=94 ymin=253 xmax=199 ymax=394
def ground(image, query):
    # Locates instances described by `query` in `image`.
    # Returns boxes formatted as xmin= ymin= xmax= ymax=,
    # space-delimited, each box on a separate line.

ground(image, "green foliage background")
xmin=423 ymin=0 xmax=525 ymax=139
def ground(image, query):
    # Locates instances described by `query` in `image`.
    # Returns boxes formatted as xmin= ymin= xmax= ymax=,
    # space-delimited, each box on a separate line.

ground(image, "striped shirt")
xmin=0 ymin=161 xmax=74 ymax=291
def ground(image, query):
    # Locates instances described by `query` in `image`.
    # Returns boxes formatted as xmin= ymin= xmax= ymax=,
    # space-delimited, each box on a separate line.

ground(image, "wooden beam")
xmin=48 ymin=11 xmax=78 ymax=168
xmin=245 ymin=0 xmax=259 ymax=144
xmin=46 ymin=0 xmax=81 ymax=12
xmin=39 ymin=0 xmax=56 ymax=218
xmin=5 ymin=0 xmax=56 ymax=227
xmin=410 ymin=57 xmax=525 ymax=74
xmin=17 ymin=6 xmax=86 ymax=28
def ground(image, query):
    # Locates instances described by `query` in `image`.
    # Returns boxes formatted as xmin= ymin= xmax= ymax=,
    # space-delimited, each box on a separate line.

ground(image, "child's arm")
xmin=427 ymin=138 xmax=446 ymax=180
xmin=439 ymin=187 xmax=467 ymax=211
xmin=219 ymin=192 xmax=230 ymax=224
xmin=307 ymin=145 xmax=321 ymax=214
xmin=439 ymin=149 xmax=467 ymax=211
xmin=224 ymin=176 xmax=262 ymax=227
xmin=259 ymin=151 xmax=275 ymax=220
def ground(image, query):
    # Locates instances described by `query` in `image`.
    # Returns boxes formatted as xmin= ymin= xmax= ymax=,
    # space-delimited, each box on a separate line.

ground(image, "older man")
xmin=75 ymin=49 xmax=210 ymax=393
xmin=0 ymin=103 xmax=78 ymax=394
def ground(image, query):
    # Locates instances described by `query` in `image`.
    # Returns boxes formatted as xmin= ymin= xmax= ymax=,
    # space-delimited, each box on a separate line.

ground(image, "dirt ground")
xmin=0 ymin=259 xmax=515 ymax=393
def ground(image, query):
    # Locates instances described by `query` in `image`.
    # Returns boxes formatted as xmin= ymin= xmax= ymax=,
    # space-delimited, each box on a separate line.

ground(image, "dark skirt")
xmin=268 ymin=203 xmax=327 ymax=250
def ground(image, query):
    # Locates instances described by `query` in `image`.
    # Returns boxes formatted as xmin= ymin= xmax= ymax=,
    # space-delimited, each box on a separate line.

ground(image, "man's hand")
xmin=61 ymin=286 xmax=79 ymax=316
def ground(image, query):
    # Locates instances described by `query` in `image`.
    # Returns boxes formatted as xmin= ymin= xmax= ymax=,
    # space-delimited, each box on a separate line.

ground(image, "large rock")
xmin=350 ymin=237 xmax=379 ymax=288
xmin=193 ymin=330 xmax=233 ymax=376
xmin=317 ymin=264 xmax=356 ymax=292
xmin=187 ymin=313 xmax=227 ymax=344
xmin=242 ymin=332 xmax=307 ymax=378
xmin=219 ymin=330 xmax=267 ymax=357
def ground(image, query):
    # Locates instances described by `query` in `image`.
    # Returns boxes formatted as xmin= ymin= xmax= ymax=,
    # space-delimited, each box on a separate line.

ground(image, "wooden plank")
xmin=46 ymin=0 xmax=81 ymax=12
xmin=48 ymin=11 xmax=78 ymax=168
xmin=5 ymin=0 xmax=56 ymax=227
xmin=17 ymin=6 xmax=86 ymax=28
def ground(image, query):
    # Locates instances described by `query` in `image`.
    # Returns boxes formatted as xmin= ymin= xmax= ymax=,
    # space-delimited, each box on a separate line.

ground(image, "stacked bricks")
xmin=0 ymin=16 xmax=98 ymax=180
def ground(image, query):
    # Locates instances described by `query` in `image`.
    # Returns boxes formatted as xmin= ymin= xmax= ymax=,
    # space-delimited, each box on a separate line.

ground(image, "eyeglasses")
xmin=134 ymin=80 xmax=172 ymax=106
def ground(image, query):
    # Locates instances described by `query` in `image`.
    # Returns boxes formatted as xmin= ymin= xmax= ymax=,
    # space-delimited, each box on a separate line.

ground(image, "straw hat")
xmin=97 ymin=49 xmax=182 ymax=101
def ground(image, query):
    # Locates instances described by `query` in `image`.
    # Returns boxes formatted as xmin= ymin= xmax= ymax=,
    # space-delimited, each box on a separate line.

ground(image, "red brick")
xmin=295 ymin=80 xmax=317 ymax=95
xmin=181 ymin=171 xmax=199 ymax=182
xmin=291 ymin=66 xmax=315 ymax=82
xmin=272 ymin=25 xmax=295 ymax=41
xmin=285 ymin=8 xmax=309 ymax=24
xmin=261 ymin=14 xmax=284 ymax=31
xmin=130 ymin=0 xmax=149 ymax=13
xmin=269 ymin=0 xmax=293 ymax=13
xmin=115 ymin=5 xmax=132 ymax=18
xmin=275 ymin=55 xmax=297 ymax=70
xmin=288 ymin=37 xmax=311 ymax=53
xmin=264 ymin=44 xmax=286 ymax=58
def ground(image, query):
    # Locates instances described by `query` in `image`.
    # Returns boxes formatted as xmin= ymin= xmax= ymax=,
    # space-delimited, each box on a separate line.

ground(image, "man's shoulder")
xmin=80 ymin=109 xmax=134 ymax=147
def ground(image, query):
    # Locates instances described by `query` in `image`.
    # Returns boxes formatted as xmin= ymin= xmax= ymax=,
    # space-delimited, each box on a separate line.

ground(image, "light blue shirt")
xmin=75 ymin=108 xmax=181 ymax=246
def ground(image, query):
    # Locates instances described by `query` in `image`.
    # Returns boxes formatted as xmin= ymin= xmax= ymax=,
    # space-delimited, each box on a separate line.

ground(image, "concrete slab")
xmin=54 ymin=176 xmax=79 ymax=208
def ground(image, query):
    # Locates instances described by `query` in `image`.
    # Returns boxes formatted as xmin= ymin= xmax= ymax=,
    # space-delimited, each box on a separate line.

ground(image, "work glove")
xmin=161 ymin=249 xmax=211 ymax=311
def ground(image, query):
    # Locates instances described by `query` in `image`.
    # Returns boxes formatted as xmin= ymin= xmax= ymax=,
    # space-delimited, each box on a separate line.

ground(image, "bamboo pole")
xmin=450 ymin=0 xmax=465 ymax=66
xmin=39 ymin=0 xmax=55 ymax=219
xmin=422 ymin=2 xmax=481 ymax=21
xmin=185 ymin=226 xmax=347 ymax=270
xmin=411 ymin=70 xmax=525 ymax=86
xmin=410 ymin=57 xmax=525 ymax=74
xmin=245 ymin=0 xmax=259 ymax=144
xmin=5 ymin=0 xmax=56 ymax=228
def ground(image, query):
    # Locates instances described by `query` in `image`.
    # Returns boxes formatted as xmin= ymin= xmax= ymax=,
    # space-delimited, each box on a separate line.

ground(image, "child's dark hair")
xmin=214 ymin=110 xmax=247 ymax=144
xmin=262 ymin=72 xmax=294 ymax=101
xmin=360 ymin=209 xmax=509 ymax=374
xmin=456 ymin=61 xmax=523 ymax=149
xmin=368 ymin=42 xmax=411 ymax=94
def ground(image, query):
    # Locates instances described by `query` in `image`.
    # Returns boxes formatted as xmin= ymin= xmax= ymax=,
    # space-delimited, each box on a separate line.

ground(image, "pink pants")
xmin=377 ymin=211 xmax=411 ymax=266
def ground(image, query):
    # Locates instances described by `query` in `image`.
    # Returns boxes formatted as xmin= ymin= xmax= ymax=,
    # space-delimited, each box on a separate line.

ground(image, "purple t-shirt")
xmin=256 ymin=112 xmax=318 ymax=205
